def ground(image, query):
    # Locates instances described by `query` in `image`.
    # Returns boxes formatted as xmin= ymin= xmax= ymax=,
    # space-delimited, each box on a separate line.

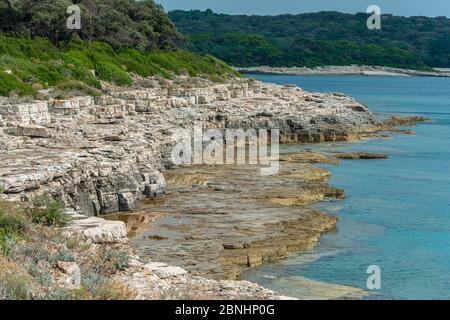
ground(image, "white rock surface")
xmin=65 ymin=211 xmax=128 ymax=243
xmin=144 ymin=262 xmax=188 ymax=279
xmin=57 ymin=261 xmax=81 ymax=289
xmin=0 ymin=76 xmax=376 ymax=217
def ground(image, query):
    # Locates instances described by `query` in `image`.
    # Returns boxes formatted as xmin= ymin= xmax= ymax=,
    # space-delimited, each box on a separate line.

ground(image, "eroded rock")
xmin=335 ymin=152 xmax=388 ymax=160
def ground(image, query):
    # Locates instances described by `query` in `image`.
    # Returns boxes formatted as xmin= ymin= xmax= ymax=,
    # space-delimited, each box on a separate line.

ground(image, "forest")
xmin=0 ymin=1 xmax=238 ymax=97
xmin=0 ymin=0 xmax=183 ymax=50
xmin=169 ymin=10 xmax=450 ymax=69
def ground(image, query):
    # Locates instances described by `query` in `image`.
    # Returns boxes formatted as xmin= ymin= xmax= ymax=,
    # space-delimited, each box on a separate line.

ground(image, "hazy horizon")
xmin=156 ymin=0 xmax=450 ymax=17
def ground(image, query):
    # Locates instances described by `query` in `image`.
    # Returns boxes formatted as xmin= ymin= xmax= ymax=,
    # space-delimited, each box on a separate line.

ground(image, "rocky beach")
xmin=238 ymin=66 xmax=450 ymax=77
xmin=0 ymin=75 xmax=422 ymax=299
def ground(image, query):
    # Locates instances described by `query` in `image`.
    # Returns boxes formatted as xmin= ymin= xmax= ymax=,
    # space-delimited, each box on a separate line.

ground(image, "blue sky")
xmin=155 ymin=0 xmax=450 ymax=17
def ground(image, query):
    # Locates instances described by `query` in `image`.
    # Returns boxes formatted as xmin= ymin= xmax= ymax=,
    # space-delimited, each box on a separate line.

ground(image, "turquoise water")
xmin=243 ymin=74 xmax=450 ymax=300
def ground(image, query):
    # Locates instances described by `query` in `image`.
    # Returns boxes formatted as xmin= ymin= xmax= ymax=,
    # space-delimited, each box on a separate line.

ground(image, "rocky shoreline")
xmin=237 ymin=65 xmax=450 ymax=77
xmin=0 ymin=75 xmax=420 ymax=299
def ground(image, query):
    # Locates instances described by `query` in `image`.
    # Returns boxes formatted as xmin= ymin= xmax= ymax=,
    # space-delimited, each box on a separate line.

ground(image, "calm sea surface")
xmin=242 ymin=74 xmax=450 ymax=299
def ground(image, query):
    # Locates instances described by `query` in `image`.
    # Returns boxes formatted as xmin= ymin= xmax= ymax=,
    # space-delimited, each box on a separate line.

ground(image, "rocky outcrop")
xmin=0 ymin=76 xmax=376 ymax=218
xmin=116 ymin=257 xmax=290 ymax=300
xmin=280 ymin=151 xmax=340 ymax=164
xmin=125 ymin=160 xmax=341 ymax=280
xmin=384 ymin=116 xmax=430 ymax=127
xmin=0 ymin=102 xmax=50 ymax=125
xmin=64 ymin=210 xmax=128 ymax=244
xmin=0 ymin=75 xmax=426 ymax=300
xmin=335 ymin=152 xmax=388 ymax=160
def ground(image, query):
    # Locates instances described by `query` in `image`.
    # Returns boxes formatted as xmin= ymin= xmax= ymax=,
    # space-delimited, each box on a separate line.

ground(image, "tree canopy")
xmin=0 ymin=0 xmax=184 ymax=50
xmin=169 ymin=10 xmax=450 ymax=69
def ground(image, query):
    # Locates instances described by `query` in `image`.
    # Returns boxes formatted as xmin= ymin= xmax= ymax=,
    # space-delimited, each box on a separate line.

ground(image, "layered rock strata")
xmin=127 ymin=160 xmax=343 ymax=280
xmin=0 ymin=76 xmax=377 ymax=218
xmin=0 ymin=75 xmax=408 ymax=299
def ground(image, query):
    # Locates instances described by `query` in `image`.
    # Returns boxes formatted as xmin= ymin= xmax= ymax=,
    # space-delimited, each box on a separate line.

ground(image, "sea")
xmin=242 ymin=74 xmax=450 ymax=300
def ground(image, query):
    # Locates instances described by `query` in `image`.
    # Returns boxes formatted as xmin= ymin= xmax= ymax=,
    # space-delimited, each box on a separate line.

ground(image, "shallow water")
xmin=242 ymin=74 xmax=450 ymax=299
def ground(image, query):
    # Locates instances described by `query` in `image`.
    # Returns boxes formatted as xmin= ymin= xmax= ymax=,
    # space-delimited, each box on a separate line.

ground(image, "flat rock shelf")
xmin=119 ymin=153 xmax=344 ymax=281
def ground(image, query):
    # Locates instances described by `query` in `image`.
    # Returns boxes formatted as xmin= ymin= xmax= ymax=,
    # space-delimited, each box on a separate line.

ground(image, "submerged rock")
xmin=262 ymin=276 xmax=370 ymax=300
xmin=335 ymin=152 xmax=388 ymax=160
xmin=280 ymin=152 xmax=340 ymax=164
xmin=384 ymin=116 xmax=430 ymax=127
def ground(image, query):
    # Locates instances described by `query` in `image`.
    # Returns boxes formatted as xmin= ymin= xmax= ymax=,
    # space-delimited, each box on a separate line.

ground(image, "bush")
xmin=0 ymin=201 xmax=28 ymax=252
xmin=97 ymin=246 xmax=130 ymax=275
xmin=55 ymin=80 xmax=101 ymax=97
xmin=0 ymin=259 xmax=40 ymax=300
xmin=94 ymin=60 xmax=133 ymax=86
xmin=0 ymin=35 xmax=239 ymax=97
xmin=0 ymin=72 xmax=36 ymax=97
xmin=30 ymin=196 xmax=69 ymax=227
xmin=93 ymin=279 xmax=135 ymax=300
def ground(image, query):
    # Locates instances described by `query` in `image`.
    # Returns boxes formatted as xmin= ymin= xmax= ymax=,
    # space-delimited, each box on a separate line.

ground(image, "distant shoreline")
xmin=237 ymin=65 xmax=450 ymax=77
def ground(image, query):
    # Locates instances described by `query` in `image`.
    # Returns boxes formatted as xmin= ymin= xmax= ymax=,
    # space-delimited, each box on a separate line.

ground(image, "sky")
xmin=155 ymin=0 xmax=450 ymax=17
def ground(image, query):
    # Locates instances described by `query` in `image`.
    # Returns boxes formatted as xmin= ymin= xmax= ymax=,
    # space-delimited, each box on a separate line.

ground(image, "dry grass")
xmin=0 ymin=198 xmax=134 ymax=300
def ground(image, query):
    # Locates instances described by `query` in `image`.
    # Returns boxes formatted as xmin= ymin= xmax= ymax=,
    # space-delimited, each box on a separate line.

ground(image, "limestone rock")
xmin=335 ymin=152 xmax=388 ymax=160
xmin=65 ymin=212 xmax=127 ymax=244
xmin=56 ymin=261 xmax=81 ymax=289
xmin=16 ymin=124 xmax=49 ymax=138
xmin=144 ymin=262 xmax=188 ymax=279
xmin=280 ymin=152 xmax=339 ymax=164
xmin=0 ymin=102 xmax=50 ymax=124
xmin=118 ymin=192 xmax=136 ymax=211
xmin=0 ymin=75 xmax=377 ymax=216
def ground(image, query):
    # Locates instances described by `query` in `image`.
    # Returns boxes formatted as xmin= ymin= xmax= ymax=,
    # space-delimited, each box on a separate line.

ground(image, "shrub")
xmin=0 ymin=72 xmax=36 ymax=97
xmin=94 ymin=279 xmax=135 ymax=300
xmin=97 ymin=246 xmax=130 ymax=274
xmin=94 ymin=60 xmax=133 ymax=86
xmin=30 ymin=196 xmax=69 ymax=227
xmin=55 ymin=80 xmax=101 ymax=97
xmin=0 ymin=35 xmax=238 ymax=97
xmin=0 ymin=199 xmax=138 ymax=300
xmin=0 ymin=259 xmax=40 ymax=300
xmin=0 ymin=201 xmax=28 ymax=252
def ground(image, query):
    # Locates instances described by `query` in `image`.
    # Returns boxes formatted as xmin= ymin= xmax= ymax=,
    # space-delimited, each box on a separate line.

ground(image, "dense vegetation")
xmin=0 ymin=0 xmax=183 ymax=50
xmin=170 ymin=10 xmax=450 ymax=69
xmin=0 ymin=35 xmax=238 ymax=97
xmin=0 ymin=1 xmax=239 ymax=97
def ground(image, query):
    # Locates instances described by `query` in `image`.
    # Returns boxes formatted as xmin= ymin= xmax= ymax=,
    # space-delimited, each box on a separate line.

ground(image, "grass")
xmin=0 ymin=35 xmax=240 ymax=97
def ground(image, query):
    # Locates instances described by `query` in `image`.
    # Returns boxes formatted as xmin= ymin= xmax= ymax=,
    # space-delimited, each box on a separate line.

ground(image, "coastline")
xmin=237 ymin=65 xmax=450 ymax=77
xmin=117 ymin=118 xmax=423 ymax=300
xmin=0 ymin=74 xmax=424 ymax=299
